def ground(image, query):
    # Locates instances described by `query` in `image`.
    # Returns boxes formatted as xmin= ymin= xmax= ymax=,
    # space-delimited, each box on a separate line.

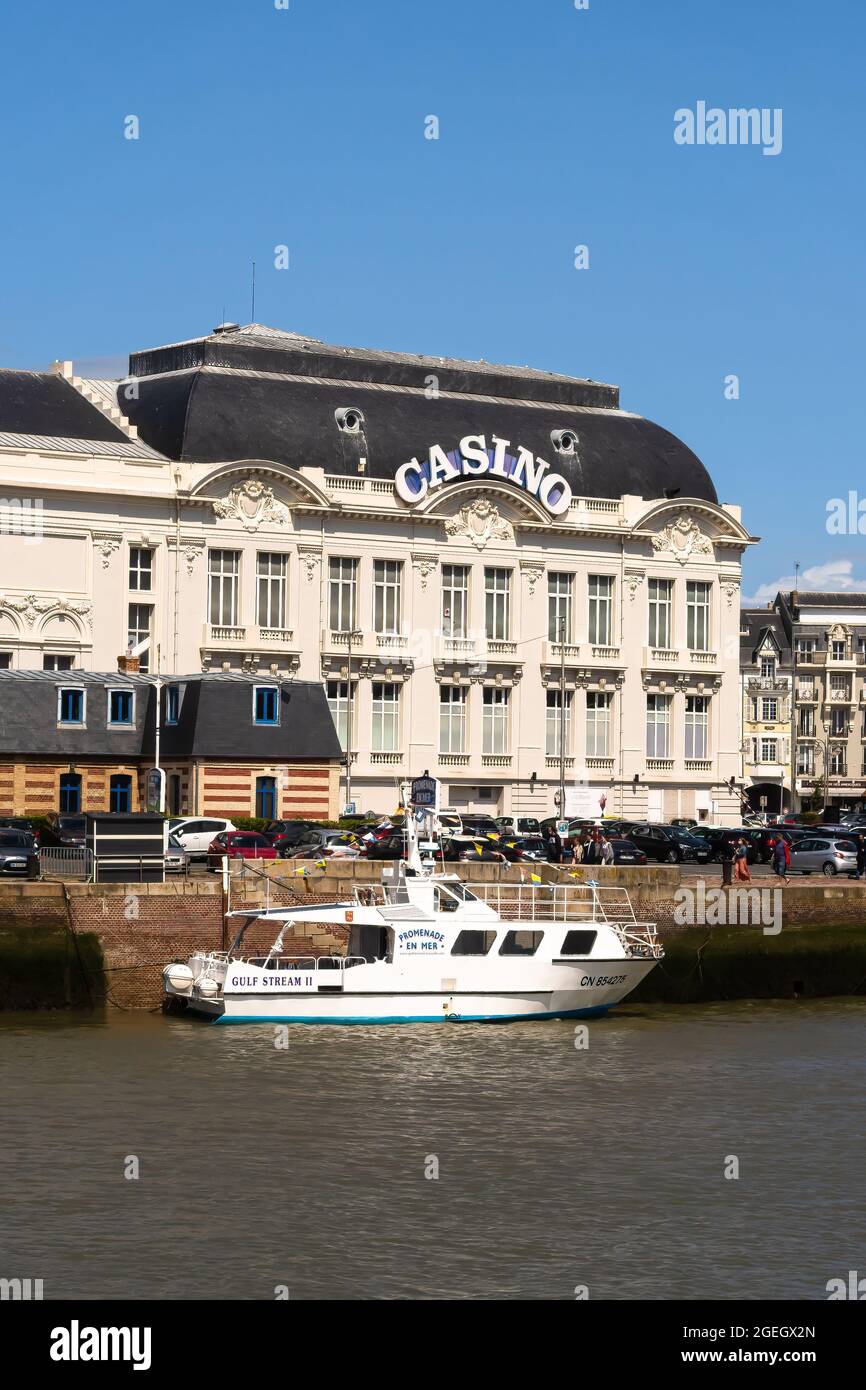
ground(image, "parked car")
xmin=670 ymin=817 xmax=698 ymax=829
xmin=497 ymin=835 xmax=548 ymax=862
xmin=624 ymin=823 xmax=712 ymax=863
xmin=0 ymin=816 xmax=38 ymax=843
xmin=206 ymin=831 xmax=277 ymax=869
xmin=164 ymin=833 xmax=190 ymax=875
xmin=0 ymin=829 xmax=39 ymax=877
xmin=456 ymin=815 xmax=502 ymax=841
xmin=608 ymin=837 xmax=648 ymax=866
xmin=787 ymin=836 xmax=859 ymax=877
xmin=362 ymin=832 xmax=408 ymax=860
xmin=171 ymin=817 xmax=236 ymax=860
xmin=287 ymin=828 xmax=363 ymax=858
xmin=261 ymin=819 xmax=321 ymax=853
xmin=442 ymin=838 xmax=505 ymax=863
xmin=692 ymin=827 xmax=759 ymax=864
xmin=42 ymin=814 xmax=86 ymax=847
xmin=495 ymin=815 xmax=543 ymax=837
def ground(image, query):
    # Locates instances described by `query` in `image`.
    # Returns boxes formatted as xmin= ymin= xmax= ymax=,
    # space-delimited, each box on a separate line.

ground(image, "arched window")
xmin=255 ymin=776 xmax=276 ymax=820
xmin=59 ymin=773 xmax=82 ymax=814
xmin=110 ymin=774 xmax=132 ymax=813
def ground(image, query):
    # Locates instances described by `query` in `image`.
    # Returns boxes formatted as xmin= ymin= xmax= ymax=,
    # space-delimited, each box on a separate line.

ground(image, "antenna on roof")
xmin=251 ymin=261 xmax=256 ymax=324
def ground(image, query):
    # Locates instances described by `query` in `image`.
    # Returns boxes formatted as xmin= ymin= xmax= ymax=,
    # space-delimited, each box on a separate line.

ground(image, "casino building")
xmin=0 ymin=323 xmax=756 ymax=822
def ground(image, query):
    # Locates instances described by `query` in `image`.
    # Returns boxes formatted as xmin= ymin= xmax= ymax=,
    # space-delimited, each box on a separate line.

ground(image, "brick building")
xmin=0 ymin=669 xmax=341 ymax=819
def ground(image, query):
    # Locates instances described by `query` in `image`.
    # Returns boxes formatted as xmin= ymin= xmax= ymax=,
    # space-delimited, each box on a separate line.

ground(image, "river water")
xmin=1 ymin=1000 xmax=864 ymax=1301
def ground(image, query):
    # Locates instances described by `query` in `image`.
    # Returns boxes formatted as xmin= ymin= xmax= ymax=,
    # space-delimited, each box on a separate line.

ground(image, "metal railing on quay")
xmin=38 ymin=846 xmax=94 ymax=882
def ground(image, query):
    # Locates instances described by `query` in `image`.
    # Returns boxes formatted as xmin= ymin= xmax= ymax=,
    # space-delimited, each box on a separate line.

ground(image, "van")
xmin=495 ymin=814 xmax=542 ymax=837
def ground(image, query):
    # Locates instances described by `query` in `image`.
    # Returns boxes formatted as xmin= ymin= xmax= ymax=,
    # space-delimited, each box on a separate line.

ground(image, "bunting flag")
xmin=316 ymin=859 xmax=327 ymax=868
xmin=529 ymin=871 xmax=542 ymax=883
xmin=293 ymin=866 xmax=307 ymax=876
xmin=486 ymin=833 xmax=500 ymax=841
xmin=506 ymin=841 xmax=516 ymax=848
xmin=474 ymin=842 xmax=484 ymax=854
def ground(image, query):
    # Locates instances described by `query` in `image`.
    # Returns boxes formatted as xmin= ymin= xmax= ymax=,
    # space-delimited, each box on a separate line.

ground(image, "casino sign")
xmin=394 ymin=434 xmax=573 ymax=517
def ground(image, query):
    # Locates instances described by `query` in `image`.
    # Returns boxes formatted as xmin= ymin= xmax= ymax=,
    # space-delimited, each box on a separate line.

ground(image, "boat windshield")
xmin=434 ymin=880 xmax=478 ymax=906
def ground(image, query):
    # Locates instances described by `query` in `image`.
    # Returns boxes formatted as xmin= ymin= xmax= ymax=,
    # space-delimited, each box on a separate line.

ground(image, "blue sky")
xmin=1 ymin=0 xmax=862 ymax=603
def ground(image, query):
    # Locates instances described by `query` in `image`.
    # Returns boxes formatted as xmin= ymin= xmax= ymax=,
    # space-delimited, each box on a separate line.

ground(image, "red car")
xmin=206 ymin=831 xmax=278 ymax=870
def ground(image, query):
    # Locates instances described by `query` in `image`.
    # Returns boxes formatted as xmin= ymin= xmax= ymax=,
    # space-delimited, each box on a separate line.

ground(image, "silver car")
xmin=165 ymin=833 xmax=190 ymax=875
xmin=787 ymin=836 xmax=858 ymax=877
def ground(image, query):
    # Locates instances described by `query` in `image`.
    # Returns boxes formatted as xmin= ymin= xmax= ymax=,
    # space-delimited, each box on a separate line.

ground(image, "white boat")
xmin=163 ymin=805 xmax=663 ymax=1024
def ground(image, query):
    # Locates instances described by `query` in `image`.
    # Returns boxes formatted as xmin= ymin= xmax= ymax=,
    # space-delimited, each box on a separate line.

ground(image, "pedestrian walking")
xmin=601 ymin=835 xmax=614 ymax=866
xmin=856 ymin=834 xmax=866 ymax=881
xmin=734 ymin=837 xmax=751 ymax=882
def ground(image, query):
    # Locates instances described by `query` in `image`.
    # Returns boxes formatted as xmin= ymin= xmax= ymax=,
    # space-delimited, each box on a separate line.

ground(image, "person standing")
xmin=601 ymin=835 xmax=614 ymax=867
xmin=856 ymin=834 xmax=866 ymax=881
xmin=719 ymin=836 xmax=735 ymax=886
xmin=734 ymin=837 xmax=752 ymax=882
xmin=772 ymin=834 xmax=788 ymax=883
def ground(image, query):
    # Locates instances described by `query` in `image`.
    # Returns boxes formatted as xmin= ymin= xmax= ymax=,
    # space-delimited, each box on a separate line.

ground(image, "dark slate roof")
xmin=0 ymin=672 xmax=341 ymax=762
xmin=119 ymin=323 xmax=719 ymax=505
xmin=739 ymin=609 xmax=791 ymax=663
xmin=0 ymin=371 xmax=132 ymax=444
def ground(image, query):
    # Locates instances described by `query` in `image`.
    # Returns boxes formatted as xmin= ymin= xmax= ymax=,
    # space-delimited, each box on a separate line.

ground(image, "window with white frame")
xmin=326 ymin=679 xmax=355 ymax=752
xmin=208 ymin=550 xmax=240 ymax=627
xmin=256 ymin=553 xmax=287 ymax=630
xmin=441 ymin=565 xmax=469 ymax=638
xmin=831 ymin=639 xmax=846 ymax=660
xmin=108 ymin=689 xmax=134 ymax=726
xmin=482 ymin=686 xmax=509 ymax=754
xmin=58 ymin=687 xmax=85 ymax=724
xmin=371 ymin=681 xmax=399 ymax=752
xmin=548 ymin=573 xmax=573 ymax=642
xmin=329 ymin=557 xmax=358 ymax=632
xmin=647 ymin=578 xmax=673 ymax=649
xmin=760 ymin=738 xmax=778 ymax=763
xmin=373 ymin=560 xmax=402 ymax=635
xmin=798 ymin=707 xmax=815 ymax=736
xmin=545 ymin=689 xmax=572 ymax=757
xmin=646 ymin=694 xmax=671 ymax=758
xmin=586 ymin=691 xmax=611 ymax=757
xmin=484 ymin=569 xmax=510 ymax=640
xmin=796 ymin=638 xmax=816 ymax=660
xmin=830 ymin=707 xmax=848 ymax=737
xmin=129 ymin=546 xmax=153 ymax=592
xmin=684 ymin=696 xmax=709 ymax=759
xmin=439 ymin=685 xmax=466 ymax=753
xmin=760 ymin=655 xmax=776 ymax=678
xmin=761 ymin=697 xmax=778 ymax=721
xmin=686 ymin=581 xmax=711 ymax=651
xmin=127 ymin=603 xmax=153 ymax=671
xmin=829 ymin=744 xmax=846 ymax=775
xmin=588 ymin=575 xmax=613 ymax=645
xmin=796 ymin=744 xmax=814 ymax=775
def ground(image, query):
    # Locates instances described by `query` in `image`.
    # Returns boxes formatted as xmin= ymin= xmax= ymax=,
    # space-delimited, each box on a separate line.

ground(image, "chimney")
xmin=117 ymin=654 xmax=140 ymax=674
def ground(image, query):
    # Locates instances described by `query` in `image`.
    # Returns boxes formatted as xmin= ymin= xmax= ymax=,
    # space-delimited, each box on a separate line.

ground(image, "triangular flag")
xmin=530 ymin=871 xmax=542 ymax=883
xmin=474 ymin=842 xmax=484 ymax=854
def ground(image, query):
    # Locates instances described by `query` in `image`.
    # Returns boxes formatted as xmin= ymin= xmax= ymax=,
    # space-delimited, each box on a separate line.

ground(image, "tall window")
xmin=371 ymin=682 xmax=399 ymax=751
xmin=166 ymin=685 xmax=180 ymax=725
xmin=831 ymin=639 xmax=846 ymax=660
xmin=439 ymin=686 xmax=466 ymax=753
xmin=208 ymin=550 xmax=239 ymax=627
xmin=327 ymin=679 xmax=355 ymax=751
xmin=109 ymin=774 xmax=132 ymax=813
xmin=829 ymin=744 xmax=846 ymax=775
xmin=588 ymin=575 xmax=613 ymax=645
xmin=546 ymin=690 xmax=572 ymax=757
xmin=257 ymin=553 xmax=287 ymax=630
xmin=796 ymin=744 xmax=814 ymax=775
xmin=254 ymin=686 xmax=279 ymax=724
xmin=168 ymin=773 xmax=181 ymax=815
xmin=129 ymin=546 xmax=153 ymax=592
xmin=760 ymin=697 xmax=778 ymax=721
xmin=686 ymin=582 xmax=711 ymax=651
xmin=485 ymin=569 xmax=510 ymax=640
xmin=760 ymin=738 xmax=778 ymax=763
xmin=586 ymin=691 xmax=611 ymax=757
xmin=647 ymin=578 xmax=673 ymax=648
xmin=798 ymin=707 xmax=815 ymax=736
xmin=760 ymin=656 xmax=776 ymax=678
xmin=329 ymin=558 xmax=358 ymax=631
xmin=127 ymin=604 xmax=153 ymax=670
xmin=256 ymin=776 xmax=277 ymax=819
xmin=830 ymin=708 xmax=848 ymax=737
xmin=59 ymin=772 xmax=81 ymax=813
xmin=685 ymin=696 xmax=709 ymax=759
xmin=442 ymin=565 xmax=469 ymax=637
xmin=373 ymin=560 xmax=402 ymax=635
xmin=482 ymin=687 xmax=509 ymax=754
xmin=646 ymin=694 xmax=671 ymax=758
xmin=548 ymin=573 xmax=573 ymax=642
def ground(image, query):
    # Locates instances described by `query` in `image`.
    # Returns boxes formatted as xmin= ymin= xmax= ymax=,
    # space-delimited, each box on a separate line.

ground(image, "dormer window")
xmin=108 ymin=689 xmax=134 ymax=725
xmin=254 ymin=685 xmax=279 ymax=725
xmin=831 ymin=639 xmax=846 ymax=660
xmin=760 ymin=656 xmax=776 ymax=678
xmin=165 ymin=685 xmax=180 ymax=725
xmin=58 ymin=687 xmax=85 ymax=725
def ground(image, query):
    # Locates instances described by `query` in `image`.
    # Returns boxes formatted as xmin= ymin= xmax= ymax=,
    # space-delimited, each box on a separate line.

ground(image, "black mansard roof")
xmin=0 ymin=672 xmax=341 ymax=762
xmin=117 ymin=323 xmax=719 ymax=504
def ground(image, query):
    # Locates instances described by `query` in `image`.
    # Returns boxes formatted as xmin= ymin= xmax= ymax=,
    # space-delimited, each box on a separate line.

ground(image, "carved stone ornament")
xmin=722 ymin=579 xmax=741 ymax=609
xmin=625 ymin=569 xmax=645 ymax=602
xmin=651 ymin=513 xmax=714 ymax=564
xmin=520 ymin=562 xmax=545 ymax=596
xmin=444 ymin=498 xmax=514 ymax=550
xmin=212 ymin=478 xmax=290 ymax=531
xmin=93 ymin=533 xmax=121 ymax=567
xmin=411 ymin=553 xmax=439 ymax=590
xmin=0 ymin=593 xmax=93 ymax=629
xmin=299 ymin=547 xmax=322 ymax=582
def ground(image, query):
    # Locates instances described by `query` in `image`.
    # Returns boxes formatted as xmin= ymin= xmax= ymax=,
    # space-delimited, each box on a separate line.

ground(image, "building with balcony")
xmin=0 ymin=322 xmax=756 ymax=821
xmin=741 ymin=591 xmax=866 ymax=817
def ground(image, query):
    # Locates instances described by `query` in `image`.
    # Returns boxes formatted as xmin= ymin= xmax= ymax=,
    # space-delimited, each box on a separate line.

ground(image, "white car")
xmin=169 ymin=817 xmax=236 ymax=859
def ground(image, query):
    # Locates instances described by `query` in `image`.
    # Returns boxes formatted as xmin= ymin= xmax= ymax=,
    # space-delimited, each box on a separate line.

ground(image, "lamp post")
xmin=344 ymin=627 xmax=362 ymax=814
xmin=558 ymin=615 xmax=567 ymax=824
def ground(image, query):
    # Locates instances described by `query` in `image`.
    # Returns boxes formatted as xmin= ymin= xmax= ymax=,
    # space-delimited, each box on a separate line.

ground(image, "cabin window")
xmin=499 ymin=930 xmax=544 ymax=956
xmin=559 ymin=929 xmax=598 ymax=956
xmin=451 ymin=930 xmax=497 ymax=956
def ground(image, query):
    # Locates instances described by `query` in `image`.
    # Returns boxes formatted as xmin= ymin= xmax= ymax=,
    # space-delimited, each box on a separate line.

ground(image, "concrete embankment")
xmin=0 ymin=863 xmax=864 ymax=1011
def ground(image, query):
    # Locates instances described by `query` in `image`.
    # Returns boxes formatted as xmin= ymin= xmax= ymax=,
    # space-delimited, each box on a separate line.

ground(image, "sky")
xmin=1 ymin=0 xmax=863 ymax=604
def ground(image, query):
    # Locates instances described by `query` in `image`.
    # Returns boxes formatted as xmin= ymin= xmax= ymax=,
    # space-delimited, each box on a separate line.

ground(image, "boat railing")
xmin=471 ymin=882 xmax=641 ymax=924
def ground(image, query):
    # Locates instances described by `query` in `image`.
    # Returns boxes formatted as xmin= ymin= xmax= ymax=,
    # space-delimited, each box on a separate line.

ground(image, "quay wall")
xmin=0 ymin=864 xmax=865 ymax=1011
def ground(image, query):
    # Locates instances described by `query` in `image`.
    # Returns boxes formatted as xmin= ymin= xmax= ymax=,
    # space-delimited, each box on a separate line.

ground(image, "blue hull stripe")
xmin=213 ymin=1006 xmax=612 ymax=1025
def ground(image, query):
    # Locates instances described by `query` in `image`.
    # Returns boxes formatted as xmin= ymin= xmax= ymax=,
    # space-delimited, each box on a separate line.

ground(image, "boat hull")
xmin=178 ymin=959 xmax=658 ymax=1024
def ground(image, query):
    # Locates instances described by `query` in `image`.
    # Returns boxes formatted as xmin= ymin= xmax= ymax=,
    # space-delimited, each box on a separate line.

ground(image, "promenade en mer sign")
xmin=394 ymin=435 xmax=573 ymax=517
